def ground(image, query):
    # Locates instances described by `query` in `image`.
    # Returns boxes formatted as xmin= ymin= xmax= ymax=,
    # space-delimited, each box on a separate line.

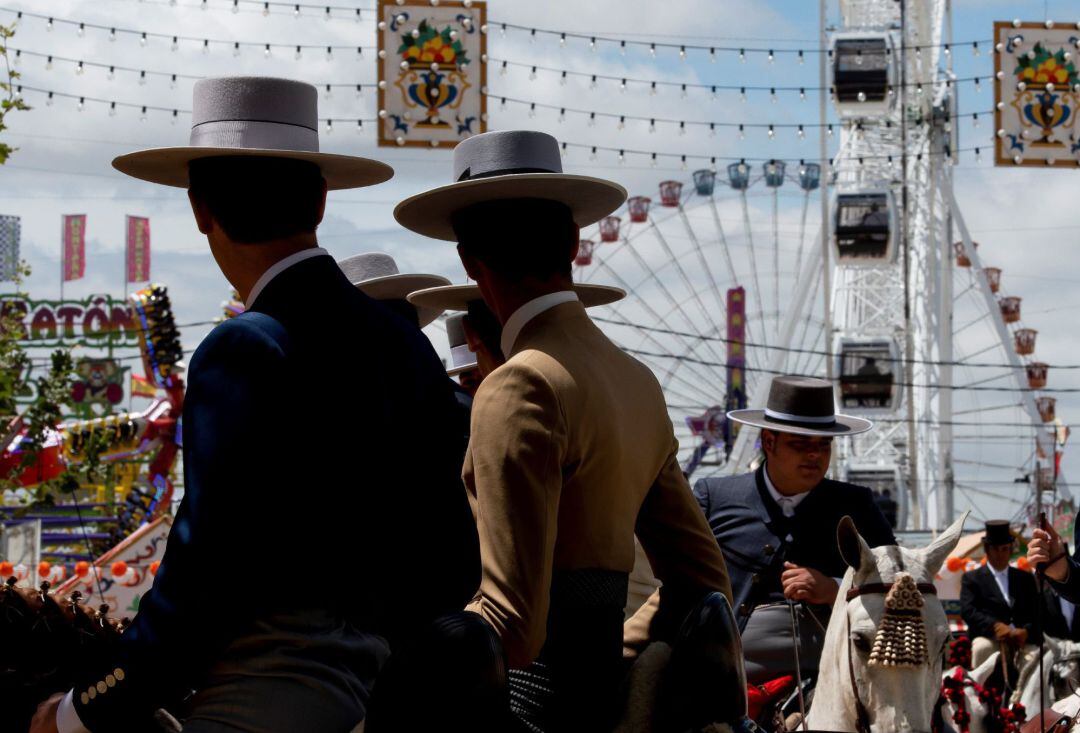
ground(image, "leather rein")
xmin=844 ymin=581 xmax=938 ymax=733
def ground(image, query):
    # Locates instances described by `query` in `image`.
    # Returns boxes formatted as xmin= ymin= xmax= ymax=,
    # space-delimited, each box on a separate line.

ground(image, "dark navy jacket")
xmin=72 ymin=254 xmax=480 ymax=730
xmin=692 ymin=468 xmax=896 ymax=629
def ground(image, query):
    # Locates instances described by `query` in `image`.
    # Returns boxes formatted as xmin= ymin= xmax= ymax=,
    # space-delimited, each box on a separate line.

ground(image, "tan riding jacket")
xmin=463 ymin=299 xmax=731 ymax=667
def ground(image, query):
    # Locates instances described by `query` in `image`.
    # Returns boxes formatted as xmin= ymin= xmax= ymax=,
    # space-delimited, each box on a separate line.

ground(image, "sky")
xmin=1 ymin=0 xmax=1079 ymax=529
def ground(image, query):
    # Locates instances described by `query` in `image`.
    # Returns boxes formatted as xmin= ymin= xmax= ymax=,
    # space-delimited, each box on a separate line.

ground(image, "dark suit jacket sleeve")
xmin=1048 ymin=557 xmax=1080 ymax=605
xmin=71 ymin=318 xmax=290 ymax=730
xmin=960 ymin=570 xmax=999 ymax=640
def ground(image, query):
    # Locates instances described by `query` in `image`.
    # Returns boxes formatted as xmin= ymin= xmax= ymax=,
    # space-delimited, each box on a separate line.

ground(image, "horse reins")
xmin=844 ymin=580 xmax=939 ymax=733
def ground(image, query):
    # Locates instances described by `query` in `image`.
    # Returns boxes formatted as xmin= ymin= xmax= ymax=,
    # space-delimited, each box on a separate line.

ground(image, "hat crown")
xmin=337 ymin=252 xmax=401 ymax=284
xmin=765 ymin=376 xmax=836 ymax=420
xmin=452 ymin=130 xmax=563 ymax=182
xmin=983 ymin=520 xmax=1013 ymax=545
xmin=446 ymin=313 xmax=467 ymax=348
xmin=192 ymin=77 xmax=317 ymax=130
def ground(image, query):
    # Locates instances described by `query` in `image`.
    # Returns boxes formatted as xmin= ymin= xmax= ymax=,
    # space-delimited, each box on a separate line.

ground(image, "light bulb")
xmin=768 ymin=49 xmax=774 ymax=63
xmin=589 ymin=75 xmax=597 ymax=90
xmin=325 ymin=84 xmax=332 ymax=99
xmin=232 ymin=0 xmax=239 ymax=13
xmin=797 ymin=125 xmax=805 ymax=139
xmin=768 ymin=125 xmax=775 ymax=139
xmin=171 ymin=36 xmax=179 ymax=51
xmin=589 ymin=37 xmax=596 ymax=52
xmin=618 ymin=151 xmax=625 ymax=165
xmin=264 ymin=44 xmax=271 ymax=58
xmin=679 ymin=46 xmax=686 ymax=61
xmin=76 ymin=61 xmax=84 ymax=75
xmin=709 ymin=124 xmax=716 ymax=137
xmin=140 ymin=106 xmax=148 ymax=121
xmin=109 ymin=102 xmax=117 ymax=116
xmin=648 ymin=119 xmax=656 ymax=133
xmin=77 ymin=23 xmax=84 ymax=37
xmin=263 ymin=3 xmax=270 ymax=16
xmin=619 ymin=79 xmax=627 ymax=93
xmin=681 ymin=84 xmax=687 ymax=99
xmin=559 ymin=33 xmax=565 ymax=48
xmin=678 ymin=122 xmax=686 ymax=136
xmin=589 ymin=148 xmax=598 ymax=162
xmin=326 ymin=119 xmax=333 ymax=133
xmin=46 ymin=17 xmax=53 ymax=31
xmin=77 ymin=97 xmax=85 ymax=112
xmin=140 ymin=33 xmax=147 ymax=47
xmin=738 ymin=125 xmax=745 ymax=140
xmin=45 ymin=56 xmax=53 ymax=71
xmin=139 ymin=70 xmax=147 ymax=85
xmin=355 ymin=84 xmax=363 ymax=99
xmin=294 ymin=4 xmax=300 ymax=17
xmin=740 ymin=87 xmax=747 ymax=103
xmin=649 ymin=44 xmax=656 ymax=58
xmin=233 ymin=42 xmax=241 ymax=57
xmin=558 ymin=109 xmax=565 ymax=123
xmin=587 ymin=113 xmax=595 ymax=127
xmin=326 ymin=46 xmax=333 ymax=61
xmin=170 ymin=74 xmax=177 ymax=89
xmin=739 ymin=49 xmax=745 ymax=63
xmin=295 ymin=45 xmax=302 ymax=60
xmin=46 ymin=92 xmax=54 ymax=106
xmin=617 ymin=116 xmax=625 ymax=130
xmin=799 ymin=87 xmax=806 ymax=100
xmin=171 ymin=110 xmax=179 ymax=125
xmin=709 ymin=48 xmax=716 ymax=63
xmin=528 ymin=104 xmax=536 ymax=119
xmin=529 ymin=66 xmax=536 ymax=81
xmin=770 ymin=88 xmax=777 ymax=103
xmin=109 ymin=28 xmax=117 ymax=42
xmin=107 ymin=66 xmax=115 ymax=80
xmin=798 ymin=50 xmax=804 ymax=64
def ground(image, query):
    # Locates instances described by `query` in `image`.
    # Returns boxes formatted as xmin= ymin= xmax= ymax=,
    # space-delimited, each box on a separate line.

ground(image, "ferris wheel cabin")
xmin=834 ymin=192 xmax=897 ymax=264
xmin=836 ymin=338 xmax=900 ymax=411
xmin=843 ymin=466 xmax=903 ymax=529
xmin=830 ymin=34 xmax=895 ymax=118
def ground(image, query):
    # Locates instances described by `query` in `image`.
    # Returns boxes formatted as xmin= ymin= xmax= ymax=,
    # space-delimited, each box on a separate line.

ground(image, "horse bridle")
xmin=844 ymin=581 xmax=939 ymax=733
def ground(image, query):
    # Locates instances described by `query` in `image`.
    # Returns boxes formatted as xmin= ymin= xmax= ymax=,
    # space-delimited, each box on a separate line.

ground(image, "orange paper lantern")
xmin=74 ymin=561 xmax=90 ymax=577
xmin=1016 ymin=556 xmax=1031 ymax=572
xmin=0 ymin=561 xmax=14 ymax=577
xmin=110 ymin=561 xmax=129 ymax=578
xmin=149 ymin=561 xmax=160 ymax=576
xmin=38 ymin=561 xmax=52 ymax=578
xmin=946 ymin=556 xmax=967 ymax=573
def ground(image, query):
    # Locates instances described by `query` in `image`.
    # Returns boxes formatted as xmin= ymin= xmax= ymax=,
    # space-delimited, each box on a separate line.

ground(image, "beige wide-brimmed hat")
xmin=727 ymin=375 xmax=873 ymax=437
xmin=112 ymin=77 xmax=393 ymax=190
xmin=338 ymin=252 xmax=450 ymax=327
xmin=394 ymin=130 xmax=627 ymax=241
xmin=408 ymin=283 xmax=626 ymax=312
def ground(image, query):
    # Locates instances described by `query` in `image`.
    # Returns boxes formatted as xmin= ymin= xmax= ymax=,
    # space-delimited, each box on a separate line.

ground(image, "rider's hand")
xmin=28 ymin=693 xmax=62 ymax=733
xmin=1010 ymin=628 xmax=1029 ymax=647
xmin=993 ymin=621 xmax=1012 ymax=641
xmin=781 ymin=562 xmax=839 ymax=605
xmin=1029 ymin=526 xmax=1069 ymax=582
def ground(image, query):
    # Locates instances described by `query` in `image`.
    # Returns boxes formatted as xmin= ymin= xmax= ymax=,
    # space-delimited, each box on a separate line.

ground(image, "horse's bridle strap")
xmin=846 ymin=582 xmax=937 ymax=602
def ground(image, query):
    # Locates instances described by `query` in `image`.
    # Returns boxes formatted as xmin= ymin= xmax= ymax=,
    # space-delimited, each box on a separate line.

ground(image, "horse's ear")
xmin=922 ymin=511 xmax=969 ymax=575
xmin=837 ymin=515 xmax=871 ymax=571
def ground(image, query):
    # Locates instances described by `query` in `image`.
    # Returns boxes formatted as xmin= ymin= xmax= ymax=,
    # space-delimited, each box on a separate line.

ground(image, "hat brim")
xmin=112 ymin=147 xmax=394 ymax=190
xmin=408 ymin=283 xmax=626 ymax=312
xmin=354 ymin=273 xmax=450 ymax=327
xmin=393 ymin=173 xmax=628 ymax=241
xmin=726 ymin=409 xmax=873 ymax=437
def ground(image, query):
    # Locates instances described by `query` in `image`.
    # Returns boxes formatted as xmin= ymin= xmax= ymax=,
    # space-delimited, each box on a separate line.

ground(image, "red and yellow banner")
xmin=126 ymin=216 xmax=151 ymax=283
xmin=62 ymin=214 xmax=86 ymax=282
xmin=130 ymin=373 xmax=158 ymax=398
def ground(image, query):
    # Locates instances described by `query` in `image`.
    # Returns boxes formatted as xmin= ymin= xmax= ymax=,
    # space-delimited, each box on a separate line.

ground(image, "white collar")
xmin=500 ymin=290 xmax=579 ymax=357
xmin=245 ymin=247 xmax=330 ymax=307
xmin=762 ymin=463 xmax=810 ymax=514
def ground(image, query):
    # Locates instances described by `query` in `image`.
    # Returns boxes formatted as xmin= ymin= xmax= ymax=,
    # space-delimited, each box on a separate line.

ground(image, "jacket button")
xmin=751 ymin=573 xmax=761 ymax=584
xmin=763 ymin=544 xmax=774 ymax=556
xmin=739 ymin=603 xmax=750 ymax=615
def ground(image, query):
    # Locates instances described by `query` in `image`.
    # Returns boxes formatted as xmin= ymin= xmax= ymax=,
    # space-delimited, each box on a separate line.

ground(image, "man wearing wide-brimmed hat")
xmin=36 ymin=77 xmax=479 ymax=733
xmin=395 ymin=129 xmax=732 ymax=731
xmin=963 ymin=519 xmax=1040 ymax=670
xmin=627 ymin=375 xmax=896 ymax=690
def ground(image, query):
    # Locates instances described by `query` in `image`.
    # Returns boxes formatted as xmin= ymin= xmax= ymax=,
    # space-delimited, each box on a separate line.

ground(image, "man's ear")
xmin=457 ymin=243 xmax=481 ymax=281
xmin=569 ymin=228 xmax=580 ymax=264
xmin=461 ymin=317 xmax=483 ymax=352
xmin=760 ymin=429 xmax=775 ymax=455
xmin=187 ymin=190 xmax=214 ymax=235
xmin=314 ymin=178 xmax=328 ymax=227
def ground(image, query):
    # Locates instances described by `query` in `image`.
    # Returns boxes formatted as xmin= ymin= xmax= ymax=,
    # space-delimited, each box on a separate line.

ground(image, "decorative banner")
xmin=0 ymin=215 xmax=20 ymax=282
xmin=62 ymin=214 xmax=87 ymax=281
xmin=131 ymin=373 xmax=159 ymax=399
xmin=724 ymin=287 xmax=748 ymax=456
xmin=126 ymin=216 xmax=151 ymax=283
xmin=377 ymin=0 xmax=487 ymax=148
xmin=993 ymin=21 xmax=1080 ymax=167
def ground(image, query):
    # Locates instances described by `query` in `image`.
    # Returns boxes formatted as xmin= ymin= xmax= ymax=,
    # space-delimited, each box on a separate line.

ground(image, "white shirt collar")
xmin=245 ymin=247 xmax=330 ymax=307
xmin=762 ymin=463 xmax=810 ymax=518
xmin=500 ymin=290 xmax=579 ymax=357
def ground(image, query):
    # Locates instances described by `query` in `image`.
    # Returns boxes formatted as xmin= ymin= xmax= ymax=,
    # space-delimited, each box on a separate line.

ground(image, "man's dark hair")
xmin=188 ymin=156 xmax=325 ymax=243
xmin=452 ymin=198 xmax=577 ymax=282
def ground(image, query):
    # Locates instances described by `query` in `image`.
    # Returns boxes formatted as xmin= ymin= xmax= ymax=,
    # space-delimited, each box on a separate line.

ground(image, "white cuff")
xmin=57 ymin=689 xmax=91 ymax=733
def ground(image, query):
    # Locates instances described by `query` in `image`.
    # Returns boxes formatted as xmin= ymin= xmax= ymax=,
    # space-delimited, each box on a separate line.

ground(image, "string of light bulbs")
xmin=1 ymin=6 xmax=1000 ymax=61
xmin=13 ymin=83 xmax=1014 ymax=166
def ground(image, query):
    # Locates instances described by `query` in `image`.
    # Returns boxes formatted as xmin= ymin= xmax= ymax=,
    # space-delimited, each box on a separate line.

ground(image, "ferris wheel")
xmin=574 ymin=0 xmax=1069 ymax=532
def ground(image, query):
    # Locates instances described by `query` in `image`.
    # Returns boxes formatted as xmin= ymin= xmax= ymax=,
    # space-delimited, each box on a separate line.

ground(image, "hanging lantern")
xmin=1014 ymin=328 xmax=1037 ymax=355
xmin=984 ymin=267 xmax=1002 ymax=293
xmin=999 ymin=296 xmax=1021 ymax=323
xmin=598 ymin=216 xmax=621 ymax=243
xmin=1037 ymin=396 xmax=1056 ymax=423
xmin=762 ymin=159 xmax=786 ymax=187
xmin=1026 ymin=362 xmax=1048 ymax=389
xmin=693 ymin=169 xmax=717 ymax=196
xmin=659 ymin=180 xmax=683 ymax=207
xmin=574 ymin=238 xmax=596 ymax=267
xmin=627 ymin=196 xmax=651 ymax=223
xmin=798 ymin=163 xmax=821 ymax=191
xmin=954 ymin=240 xmax=978 ymax=267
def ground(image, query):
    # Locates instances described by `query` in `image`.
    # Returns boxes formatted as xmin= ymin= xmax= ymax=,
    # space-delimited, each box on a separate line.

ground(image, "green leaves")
xmin=0 ymin=21 xmax=31 ymax=166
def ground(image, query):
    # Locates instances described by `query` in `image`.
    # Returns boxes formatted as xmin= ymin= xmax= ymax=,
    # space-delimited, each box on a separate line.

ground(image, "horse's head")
xmin=808 ymin=513 xmax=967 ymax=733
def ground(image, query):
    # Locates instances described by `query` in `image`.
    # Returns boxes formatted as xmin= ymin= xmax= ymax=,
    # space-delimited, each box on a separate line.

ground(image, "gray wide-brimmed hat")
xmin=408 ymin=282 xmax=626 ymax=312
xmin=445 ymin=313 xmax=478 ymax=377
xmin=727 ymin=375 xmax=873 ymax=437
xmin=338 ymin=252 xmax=450 ymax=327
xmin=113 ymin=77 xmax=394 ymax=189
xmin=394 ymin=130 xmax=627 ymax=241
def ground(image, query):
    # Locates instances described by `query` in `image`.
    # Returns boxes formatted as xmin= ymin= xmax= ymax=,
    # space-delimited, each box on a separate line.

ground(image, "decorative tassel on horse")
xmin=869 ymin=573 xmax=929 ymax=668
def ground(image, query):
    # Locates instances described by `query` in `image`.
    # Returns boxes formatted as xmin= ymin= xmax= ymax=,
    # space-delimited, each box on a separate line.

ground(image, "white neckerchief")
xmin=245 ymin=247 xmax=330 ymax=307
xmin=762 ymin=463 xmax=810 ymax=518
xmin=989 ymin=564 xmax=1012 ymax=606
xmin=500 ymin=291 xmax=579 ymax=357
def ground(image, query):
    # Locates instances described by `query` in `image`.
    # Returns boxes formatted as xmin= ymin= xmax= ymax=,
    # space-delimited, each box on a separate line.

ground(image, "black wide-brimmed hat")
xmin=727 ymin=375 xmax=873 ymax=437
xmin=982 ymin=520 xmax=1015 ymax=546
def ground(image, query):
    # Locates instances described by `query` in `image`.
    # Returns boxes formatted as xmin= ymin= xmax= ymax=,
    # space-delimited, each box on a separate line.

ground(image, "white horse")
xmin=806 ymin=513 xmax=967 ymax=732
xmin=938 ymin=651 xmax=1001 ymax=733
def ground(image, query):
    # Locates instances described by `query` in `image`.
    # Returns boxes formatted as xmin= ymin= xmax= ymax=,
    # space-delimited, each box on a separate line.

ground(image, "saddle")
xmin=1019 ymin=710 xmax=1072 ymax=733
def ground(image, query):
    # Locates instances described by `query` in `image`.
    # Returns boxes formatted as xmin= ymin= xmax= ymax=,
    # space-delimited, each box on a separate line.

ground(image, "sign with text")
xmin=126 ymin=216 xmax=151 ymax=283
xmin=377 ymin=0 xmax=487 ymax=148
xmin=62 ymin=214 xmax=86 ymax=282
xmin=0 ymin=295 xmax=139 ymax=348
